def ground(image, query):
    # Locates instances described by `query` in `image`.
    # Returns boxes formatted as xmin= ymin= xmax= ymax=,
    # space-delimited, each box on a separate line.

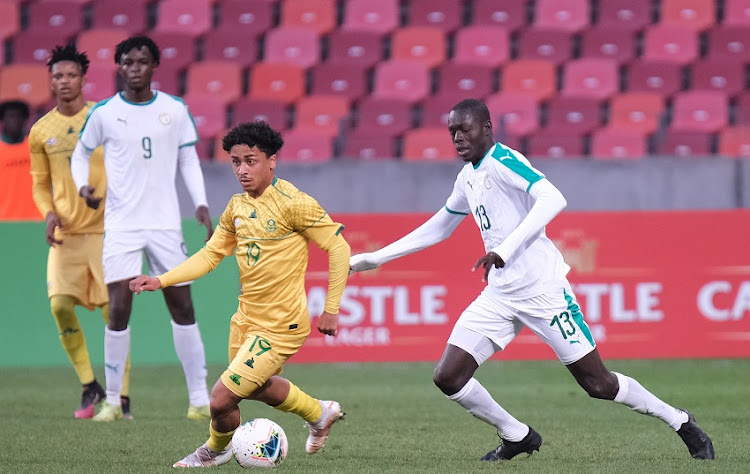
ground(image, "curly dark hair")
xmin=222 ymin=121 xmax=284 ymax=158
xmin=451 ymin=98 xmax=491 ymax=124
xmin=114 ymin=36 xmax=160 ymax=65
xmin=47 ymin=44 xmax=90 ymax=74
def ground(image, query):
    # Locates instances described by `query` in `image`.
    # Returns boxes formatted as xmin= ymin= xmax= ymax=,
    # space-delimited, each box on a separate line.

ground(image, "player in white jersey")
xmin=71 ymin=36 xmax=212 ymax=422
xmin=350 ymin=99 xmax=714 ymax=461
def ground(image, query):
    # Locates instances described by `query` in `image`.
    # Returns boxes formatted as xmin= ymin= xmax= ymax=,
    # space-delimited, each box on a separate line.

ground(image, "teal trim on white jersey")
xmin=491 ymin=144 xmax=543 ymax=192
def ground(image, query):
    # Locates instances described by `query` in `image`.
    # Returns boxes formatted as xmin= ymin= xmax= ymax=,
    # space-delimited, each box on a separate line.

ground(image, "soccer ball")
xmin=232 ymin=418 xmax=288 ymax=469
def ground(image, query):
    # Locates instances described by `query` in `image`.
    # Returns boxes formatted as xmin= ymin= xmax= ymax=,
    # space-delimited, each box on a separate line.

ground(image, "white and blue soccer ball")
xmin=232 ymin=418 xmax=288 ymax=469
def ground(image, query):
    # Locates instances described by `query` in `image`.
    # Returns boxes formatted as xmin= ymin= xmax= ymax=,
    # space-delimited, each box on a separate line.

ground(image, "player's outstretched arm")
xmin=349 ymin=207 xmax=465 ymax=273
xmin=130 ymin=275 xmax=162 ymax=294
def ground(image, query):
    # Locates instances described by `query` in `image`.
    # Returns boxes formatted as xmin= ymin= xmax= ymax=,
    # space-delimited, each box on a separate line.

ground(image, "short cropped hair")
xmin=451 ymin=99 xmax=491 ymax=124
xmin=222 ymin=121 xmax=284 ymax=158
xmin=47 ymin=44 xmax=89 ymax=74
xmin=0 ymin=100 xmax=31 ymax=121
xmin=114 ymin=36 xmax=160 ymax=65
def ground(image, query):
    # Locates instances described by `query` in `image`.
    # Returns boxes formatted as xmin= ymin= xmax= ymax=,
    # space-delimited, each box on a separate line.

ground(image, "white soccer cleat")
xmin=172 ymin=443 xmax=233 ymax=468
xmin=305 ymin=400 xmax=344 ymax=454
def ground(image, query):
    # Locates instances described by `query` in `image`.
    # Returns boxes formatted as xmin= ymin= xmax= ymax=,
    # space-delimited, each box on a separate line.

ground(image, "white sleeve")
xmin=490 ymin=178 xmax=567 ymax=262
xmin=178 ymin=102 xmax=199 ymax=148
xmin=71 ymin=140 xmax=93 ymax=192
xmin=444 ymin=170 xmax=471 ymax=215
xmin=350 ymin=207 xmax=465 ymax=272
xmin=178 ymin=145 xmax=208 ymax=209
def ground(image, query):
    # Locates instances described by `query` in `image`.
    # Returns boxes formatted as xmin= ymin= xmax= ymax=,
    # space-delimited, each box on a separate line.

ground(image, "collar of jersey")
xmin=472 ymin=143 xmax=497 ymax=170
xmin=118 ymin=91 xmax=158 ymax=106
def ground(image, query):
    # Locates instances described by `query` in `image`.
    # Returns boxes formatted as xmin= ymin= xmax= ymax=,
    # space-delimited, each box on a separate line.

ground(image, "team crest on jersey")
xmin=46 ymin=137 xmax=57 ymax=146
xmin=266 ymin=219 xmax=277 ymax=232
xmin=159 ymin=113 xmax=170 ymax=125
xmin=484 ymin=174 xmax=492 ymax=189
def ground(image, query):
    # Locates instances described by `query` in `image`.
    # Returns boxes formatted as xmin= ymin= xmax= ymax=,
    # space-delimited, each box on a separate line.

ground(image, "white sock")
xmin=171 ymin=320 xmax=210 ymax=407
xmin=613 ymin=372 xmax=689 ymax=430
xmin=104 ymin=326 xmax=130 ymax=406
xmin=448 ymin=378 xmax=529 ymax=442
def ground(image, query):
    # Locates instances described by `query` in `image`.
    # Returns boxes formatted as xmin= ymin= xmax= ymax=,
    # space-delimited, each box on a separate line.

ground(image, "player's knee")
xmin=106 ymin=305 xmax=130 ymax=330
xmin=432 ymin=367 xmax=464 ymax=396
xmin=50 ymin=295 xmax=76 ymax=320
xmin=168 ymin=301 xmax=195 ymax=324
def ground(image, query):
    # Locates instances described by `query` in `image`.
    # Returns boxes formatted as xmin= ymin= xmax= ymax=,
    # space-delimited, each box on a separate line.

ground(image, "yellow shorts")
xmin=47 ymin=233 xmax=107 ymax=311
xmin=220 ymin=313 xmax=309 ymax=398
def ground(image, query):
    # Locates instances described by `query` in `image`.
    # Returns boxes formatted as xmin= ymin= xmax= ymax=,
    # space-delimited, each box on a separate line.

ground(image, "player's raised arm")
xmin=349 ymin=206 xmax=465 ymax=273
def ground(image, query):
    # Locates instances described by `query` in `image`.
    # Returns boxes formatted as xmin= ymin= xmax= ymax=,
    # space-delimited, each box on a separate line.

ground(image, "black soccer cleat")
xmin=676 ymin=410 xmax=714 ymax=460
xmin=481 ymin=427 xmax=543 ymax=461
xmin=74 ymin=380 xmax=106 ymax=419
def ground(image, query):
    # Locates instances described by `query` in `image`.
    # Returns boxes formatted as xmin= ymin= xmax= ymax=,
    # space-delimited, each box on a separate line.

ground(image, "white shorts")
xmin=447 ymin=280 xmax=596 ymax=365
xmin=102 ymin=229 xmax=190 ymax=285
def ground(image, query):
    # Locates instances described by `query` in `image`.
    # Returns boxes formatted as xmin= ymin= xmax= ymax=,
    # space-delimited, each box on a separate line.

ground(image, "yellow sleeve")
xmin=28 ymin=126 xmax=54 ymax=217
xmin=323 ymin=234 xmax=351 ymax=314
xmin=292 ymin=193 xmax=345 ymax=250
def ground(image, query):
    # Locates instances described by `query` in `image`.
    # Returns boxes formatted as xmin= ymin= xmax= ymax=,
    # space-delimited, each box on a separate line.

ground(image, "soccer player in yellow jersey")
xmin=29 ymin=44 xmax=132 ymax=419
xmin=130 ymin=121 xmax=351 ymax=467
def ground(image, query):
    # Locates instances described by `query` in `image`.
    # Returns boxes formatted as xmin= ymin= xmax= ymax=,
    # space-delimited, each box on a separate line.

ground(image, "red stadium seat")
xmin=642 ymin=25 xmax=699 ymax=65
xmin=597 ymin=0 xmax=651 ymax=33
xmin=517 ymin=29 xmax=573 ymax=65
xmin=660 ymin=0 xmax=715 ymax=32
xmin=718 ymin=127 xmax=750 ymax=157
xmin=311 ymin=62 xmax=367 ymax=102
xmin=281 ymin=0 xmax=336 ymax=35
xmin=671 ymin=91 xmax=728 ymax=133
xmin=12 ymin=31 xmax=61 ymax=65
xmin=77 ymin=29 xmax=129 ymax=67
xmin=154 ymin=0 xmax=212 ymax=37
xmin=544 ymin=97 xmax=601 ymax=134
xmin=403 ymin=127 xmax=456 ymax=161
xmin=212 ymin=128 xmax=231 ymax=163
xmin=626 ymin=60 xmax=683 ymax=97
xmin=217 ymin=0 xmax=274 ymax=38
xmin=294 ymin=95 xmax=350 ymax=138
xmin=655 ymin=130 xmax=712 ymax=156
xmin=562 ymin=58 xmax=619 ymax=101
xmin=391 ymin=27 xmax=447 ymax=68
xmin=420 ymin=94 xmax=462 ymax=128
xmin=691 ymin=60 xmax=744 ymax=97
xmin=453 ymin=25 xmax=510 ymax=67
xmin=233 ymin=98 xmax=288 ymax=131
xmin=148 ymin=32 xmax=197 ymax=72
xmin=326 ymin=30 xmax=383 ymax=68
xmin=0 ymin=0 xmax=20 ymax=41
xmin=609 ymin=93 xmax=665 ymax=134
xmin=472 ymin=0 xmax=526 ymax=32
xmin=185 ymin=97 xmax=227 ymax=141
xmin=342 ymin=0 xmax=399 ymax=36
xmin=485 ymin=92 xmax=540 ymax=137
xmin=341 ymin=131 xmax=396 ymax=160
xmin=407 ymin=0 xmax=463 ymax=33
xmin=723 ymin=0 xmax=750 ymax=26
xmin=264 ymin=27 xmax=321 ymax=69
xmin=581 ymin=27 xmax=636 ymax=64
xmin=151 ymin=68 xmax=181 ymax=96
xmin=591 ymin=128 xmax=646 ymax=159
xmin=81 ymin=66 xmax=117 ymax=102
xmin=248 ymin=63 xmax=306 ymax=105
xmin=527 ymin=131 xmax=584 ymax=158
xmin=0 ymin=64 xmax=51 ymax=108
xmin=354 ymin=97 xmax=413 ymax=137
xmin=27 ymin=0 xmax=84 ymax=39
xmin=534 ymin=0 xmax=589 ymax=33
xmin=202 ymin=30 xmax=258 ymax=67
xmin=279 ymin=129 xmax=333 ymax=162
xmin=736 ymin=91 xmax=750 ymax=125
xmin=437 ymin=62 xmax=495 ymax=99
xmin=372 ymin=60 xmax=431 ymax=103
xmin=91 ymin=0 xmax=149 ymax=34
xmin=706 ymin=26 xmax=750 ymax=63
xmin=501 ymin=60 xmax=557 ymax=102
xmin=184 ymin=61 xmax=243 ymax=106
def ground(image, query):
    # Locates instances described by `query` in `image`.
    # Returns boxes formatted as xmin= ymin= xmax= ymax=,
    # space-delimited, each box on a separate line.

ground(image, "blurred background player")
xmin=0 ymin=100 xmax=38 ymax=220
xmin=71 ymin=36 xmax=213 ymax=422
xmin=350 ymin=99 xmax=714 ymax=461
xmin=130 ymin=121 xmax=350 ymax=467
xmin=29 ymin=44 xmax=133 ymax=419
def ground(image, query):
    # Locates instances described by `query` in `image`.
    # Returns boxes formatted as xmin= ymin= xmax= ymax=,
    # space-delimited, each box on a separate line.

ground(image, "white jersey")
xmin=445 ymin=143 xmax=569 ymax=299
xmin=77 ymin=91 xmax=198 ymax=231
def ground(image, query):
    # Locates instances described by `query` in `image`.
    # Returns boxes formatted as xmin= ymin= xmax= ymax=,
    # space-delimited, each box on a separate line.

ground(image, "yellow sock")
xmin=207 ymin=425 xmax=235 ymax=452
xmin=51 ymin=295 xmax=94 ymax=385
xmin=101 ymin=304 xmax=132 ymax=397
xmin=274 ymin=382 xmax=322 ymax=423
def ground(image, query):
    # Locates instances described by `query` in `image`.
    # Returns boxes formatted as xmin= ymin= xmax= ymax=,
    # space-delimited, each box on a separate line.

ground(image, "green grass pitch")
xmin=2 ymin=359 xmax=748 ymax=473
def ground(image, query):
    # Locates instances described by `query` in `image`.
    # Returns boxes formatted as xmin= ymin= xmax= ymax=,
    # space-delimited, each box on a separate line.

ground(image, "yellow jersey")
xmin=161 ymin=177 xmax=346 ymax=334
xmin=29 ymin=102 xmax=106 ymax=234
